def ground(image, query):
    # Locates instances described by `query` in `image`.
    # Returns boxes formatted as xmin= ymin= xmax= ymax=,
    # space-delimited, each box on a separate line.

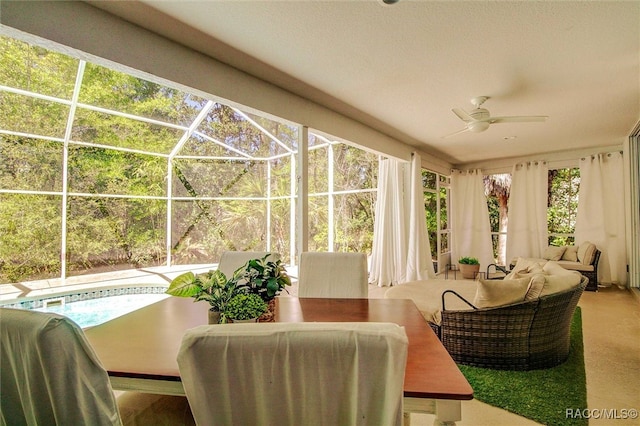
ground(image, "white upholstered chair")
xmin=178 ymin=322 xmax=408 ymax=426
xmin=298 ymin=252 xmax=368 ymax=298
xmin=0 ymin=308 xmax=194 ymax=426
xmin=217 ymin=251 xmax=279 ymax=279
xmin=0 ymin=307 xmax=122 ymax=425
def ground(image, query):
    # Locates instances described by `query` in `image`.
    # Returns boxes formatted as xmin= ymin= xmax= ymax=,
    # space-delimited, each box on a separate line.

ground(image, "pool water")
xmin=34 ymin=293 xmax=170 ymax=328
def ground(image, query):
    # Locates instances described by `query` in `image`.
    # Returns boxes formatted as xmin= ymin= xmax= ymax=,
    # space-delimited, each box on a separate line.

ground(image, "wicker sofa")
xmin=505 ymin=242 xmax=600 ymax=291
xmin=433 ymin=277 xmax=587 ymax=370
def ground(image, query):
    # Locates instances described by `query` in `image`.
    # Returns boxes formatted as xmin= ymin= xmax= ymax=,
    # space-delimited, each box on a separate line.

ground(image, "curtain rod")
xmin=581 ymin=150 xmax=624 ymax=161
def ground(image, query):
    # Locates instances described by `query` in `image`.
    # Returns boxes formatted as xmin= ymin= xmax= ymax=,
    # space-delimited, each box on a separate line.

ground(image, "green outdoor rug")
xmin=458 ymin=308 xmax=588 ymax=426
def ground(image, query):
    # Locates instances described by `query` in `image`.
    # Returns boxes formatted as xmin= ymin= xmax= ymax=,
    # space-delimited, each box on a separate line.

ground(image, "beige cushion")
xmin=540 ymin=273 xmax=582 ymax=296
xmin=577 ymin=241 xmax=596 ymax=265
xmin=473 ymin=277 xmax=530 ymax=309
xmin=556 ymin=260 xmax=594 ymax=272
xmin=507 ymin=257 xmax=547 ymax=279
xmin=543 ymin=260 xmax=576 ymax=276
xmin=540 ymin=261 xmax=583 ymax=296
xmin=561 ymin=245 xmax=578 ymax=262
xmin=524 ymin=273 xmax=546 ymax=300
xmin=543 ymin=245 xmax=566 ymax=261
xmin=384 ymin=280 xmax=476 ymax=325
xmin=510 ymin=265 xmax=544 ymax=282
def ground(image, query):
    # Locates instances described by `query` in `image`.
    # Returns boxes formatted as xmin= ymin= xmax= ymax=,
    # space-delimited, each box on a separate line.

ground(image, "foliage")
xmin=548 ymin=168 xmax=580 ymax=239
xmin=422 ymin=170 xmax=448 ymax=263
xmin=0 ymin=35 xmax=377 ymax=284
xmin=225 ymin=293 xmax=268 ymax=321
xmin=458 ymin=256 xmax=479 ymax=265
xmin=165 ymin=269 xmax=240 ymax=313
xmin=234 ymin=254 xmax=291 ymax=302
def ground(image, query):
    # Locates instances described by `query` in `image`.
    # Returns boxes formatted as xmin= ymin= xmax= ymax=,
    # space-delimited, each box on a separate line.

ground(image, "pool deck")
xmin=0 ymin=264 xmax=217 ymax=304
xmin=0 ymin=264 xmax=301 ymax=305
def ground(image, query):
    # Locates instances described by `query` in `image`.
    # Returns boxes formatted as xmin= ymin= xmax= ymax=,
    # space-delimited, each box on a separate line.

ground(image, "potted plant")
xmin=165 ymin=269 xmax=240 ymax=324
xmin=233 ymin=254 xmax=291 ymax=301
xmin=225 ymin=293 xmax=268 ymax=323
xmin=233 ymin=254 xmax=291 ymax=321
xmin=458 ymin=256 xmax=480 ymax=279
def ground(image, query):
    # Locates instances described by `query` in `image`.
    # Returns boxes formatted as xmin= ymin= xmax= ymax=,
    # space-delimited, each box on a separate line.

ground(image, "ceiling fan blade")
xmin=452 ymin=108 xmax=474 ymax=122
xmin=442 ymin=127 xmax=470 ymax=138
xmin=489 ymin=115 xmax=548 ymax=124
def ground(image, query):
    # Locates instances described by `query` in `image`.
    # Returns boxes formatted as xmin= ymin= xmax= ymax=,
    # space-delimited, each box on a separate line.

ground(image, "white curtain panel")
xmin=576 ymin=152 xmax=627 ymax=286
xmin=406 ymin=154 xmax=436 ymax=281
xmin=506 ymin=161 xmax=549 ymax=262
xmin=450 ymin=169 xmax=494 ymax=272
xmin=369 ymin=158 xmax=407 ymax=286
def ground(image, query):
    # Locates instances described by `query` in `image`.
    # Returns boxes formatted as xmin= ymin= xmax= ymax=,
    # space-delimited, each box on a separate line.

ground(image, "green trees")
xmin=0 ymin=35 xmax=378 ymax=284
xmin=548 ymin=168 xmax=580 ymax=246
xmin=484 ymin=169 xmax=580 ymax=264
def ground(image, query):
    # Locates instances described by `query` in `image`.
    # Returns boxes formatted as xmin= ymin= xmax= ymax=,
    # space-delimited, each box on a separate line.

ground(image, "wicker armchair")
xmin=431 ymin=276 xmax=588 ymax=370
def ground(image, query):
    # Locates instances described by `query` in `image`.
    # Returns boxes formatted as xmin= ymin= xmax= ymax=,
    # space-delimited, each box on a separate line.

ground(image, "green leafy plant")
xmin=233 ymin=254 xmax=292 ymax=302
xmin=458 ymin=256 xmax=480 ymax=265
xmin=225 ymin=293 xmax=268 ymax=321
xmin=165 ymin=269 xmax=240 ymax=314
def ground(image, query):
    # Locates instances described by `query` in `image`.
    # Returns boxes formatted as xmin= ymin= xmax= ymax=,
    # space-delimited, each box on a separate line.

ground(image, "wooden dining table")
xmin=85 ymin=296 xmax=473 ymax=425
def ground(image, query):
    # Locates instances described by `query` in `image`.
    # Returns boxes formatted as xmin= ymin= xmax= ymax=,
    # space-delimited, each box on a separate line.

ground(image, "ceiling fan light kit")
xmin=468 ymin=121 xmax=490 ymax=133
xmin=444 ymin=96 xmax=548 ymax=138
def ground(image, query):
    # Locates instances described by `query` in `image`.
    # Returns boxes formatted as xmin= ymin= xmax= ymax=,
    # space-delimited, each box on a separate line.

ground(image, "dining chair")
xmin=0 ymin=308 xmax=194 ymax=426
xmin=217 ymin=251 xmax=280 ymax=279
xmin=178 ymin=322 xmax=408 ymax=426
xmin=298 ymin=252 xmax=368 ymax=298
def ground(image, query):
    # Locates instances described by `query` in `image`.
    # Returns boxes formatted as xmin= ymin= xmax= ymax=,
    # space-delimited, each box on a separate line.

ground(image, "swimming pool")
xmin=34 ymin=293 xmax=170 ymax=328
xmin=2 ymin=286 xmax=170 ymax=328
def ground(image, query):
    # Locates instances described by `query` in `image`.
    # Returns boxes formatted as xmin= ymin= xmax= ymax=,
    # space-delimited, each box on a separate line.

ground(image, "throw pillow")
xmin=540 ymin=272 xmax=582 ymax=296
xmin=510 ymin=257 xmax=547 ymax=274
xmin=473 ymin=277 xmax=530 ymax=309
xmin=561 ymin=245 xmax=578 ymax=262
xmin=543 ymin=260 xmax=576 ymax=276
xmin=577 ymin=241 xmax=596 ymax=265
xmin=524 ymin=273 xmax=546 ymax=301
xmin=542 ymin=245 xmax=567 ymax=261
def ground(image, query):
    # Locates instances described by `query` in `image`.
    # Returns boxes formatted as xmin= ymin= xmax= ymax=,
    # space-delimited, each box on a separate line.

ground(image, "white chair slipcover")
xmin=0 ymin=308 xmax=122 ymax=426
xmin=217 ymin=251 xmax=280 ymax=279
xmin=177 ymin=322 xmax=408 ymax=426
xmin=0 ymin=308 xmax=195 ymax=426
xmin=298 ymin=252 xmax=368 ymax=298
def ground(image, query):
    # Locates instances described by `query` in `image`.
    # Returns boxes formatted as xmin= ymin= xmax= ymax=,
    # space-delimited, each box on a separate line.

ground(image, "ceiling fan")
xmin=443 ymin=96 xmax=548 ymax=138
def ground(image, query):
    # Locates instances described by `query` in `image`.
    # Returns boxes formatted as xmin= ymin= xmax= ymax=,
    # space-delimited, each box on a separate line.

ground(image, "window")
xmin=484 ymin=174 xmax=510 ymax=265
xmin=0 ymin=35 xmax=379 ymax=285
xmin=307 ymin=134 xmax=377 ymax=253
xmin=548 ymin=168 xmax=580 ymax=246
xmin=422 ymin=170 xmax=450 ymax=273
xmin=484 ymin=168 xmax=580 ymax=264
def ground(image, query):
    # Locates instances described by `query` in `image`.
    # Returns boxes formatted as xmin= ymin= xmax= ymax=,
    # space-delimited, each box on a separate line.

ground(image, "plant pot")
xmin=208 ymin=309 xmax=221 ymax=324
xmin=258 ymin=299 xmax=276 ymax=323
xmin=231 ymin=318 xmax=259 ymax=323
xmin=459 ymin=263 xmax=480 ymax=279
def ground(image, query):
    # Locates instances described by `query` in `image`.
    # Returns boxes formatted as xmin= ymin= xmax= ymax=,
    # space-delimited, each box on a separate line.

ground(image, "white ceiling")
xmin=96 ymin=0 xmax=638 ymax=165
